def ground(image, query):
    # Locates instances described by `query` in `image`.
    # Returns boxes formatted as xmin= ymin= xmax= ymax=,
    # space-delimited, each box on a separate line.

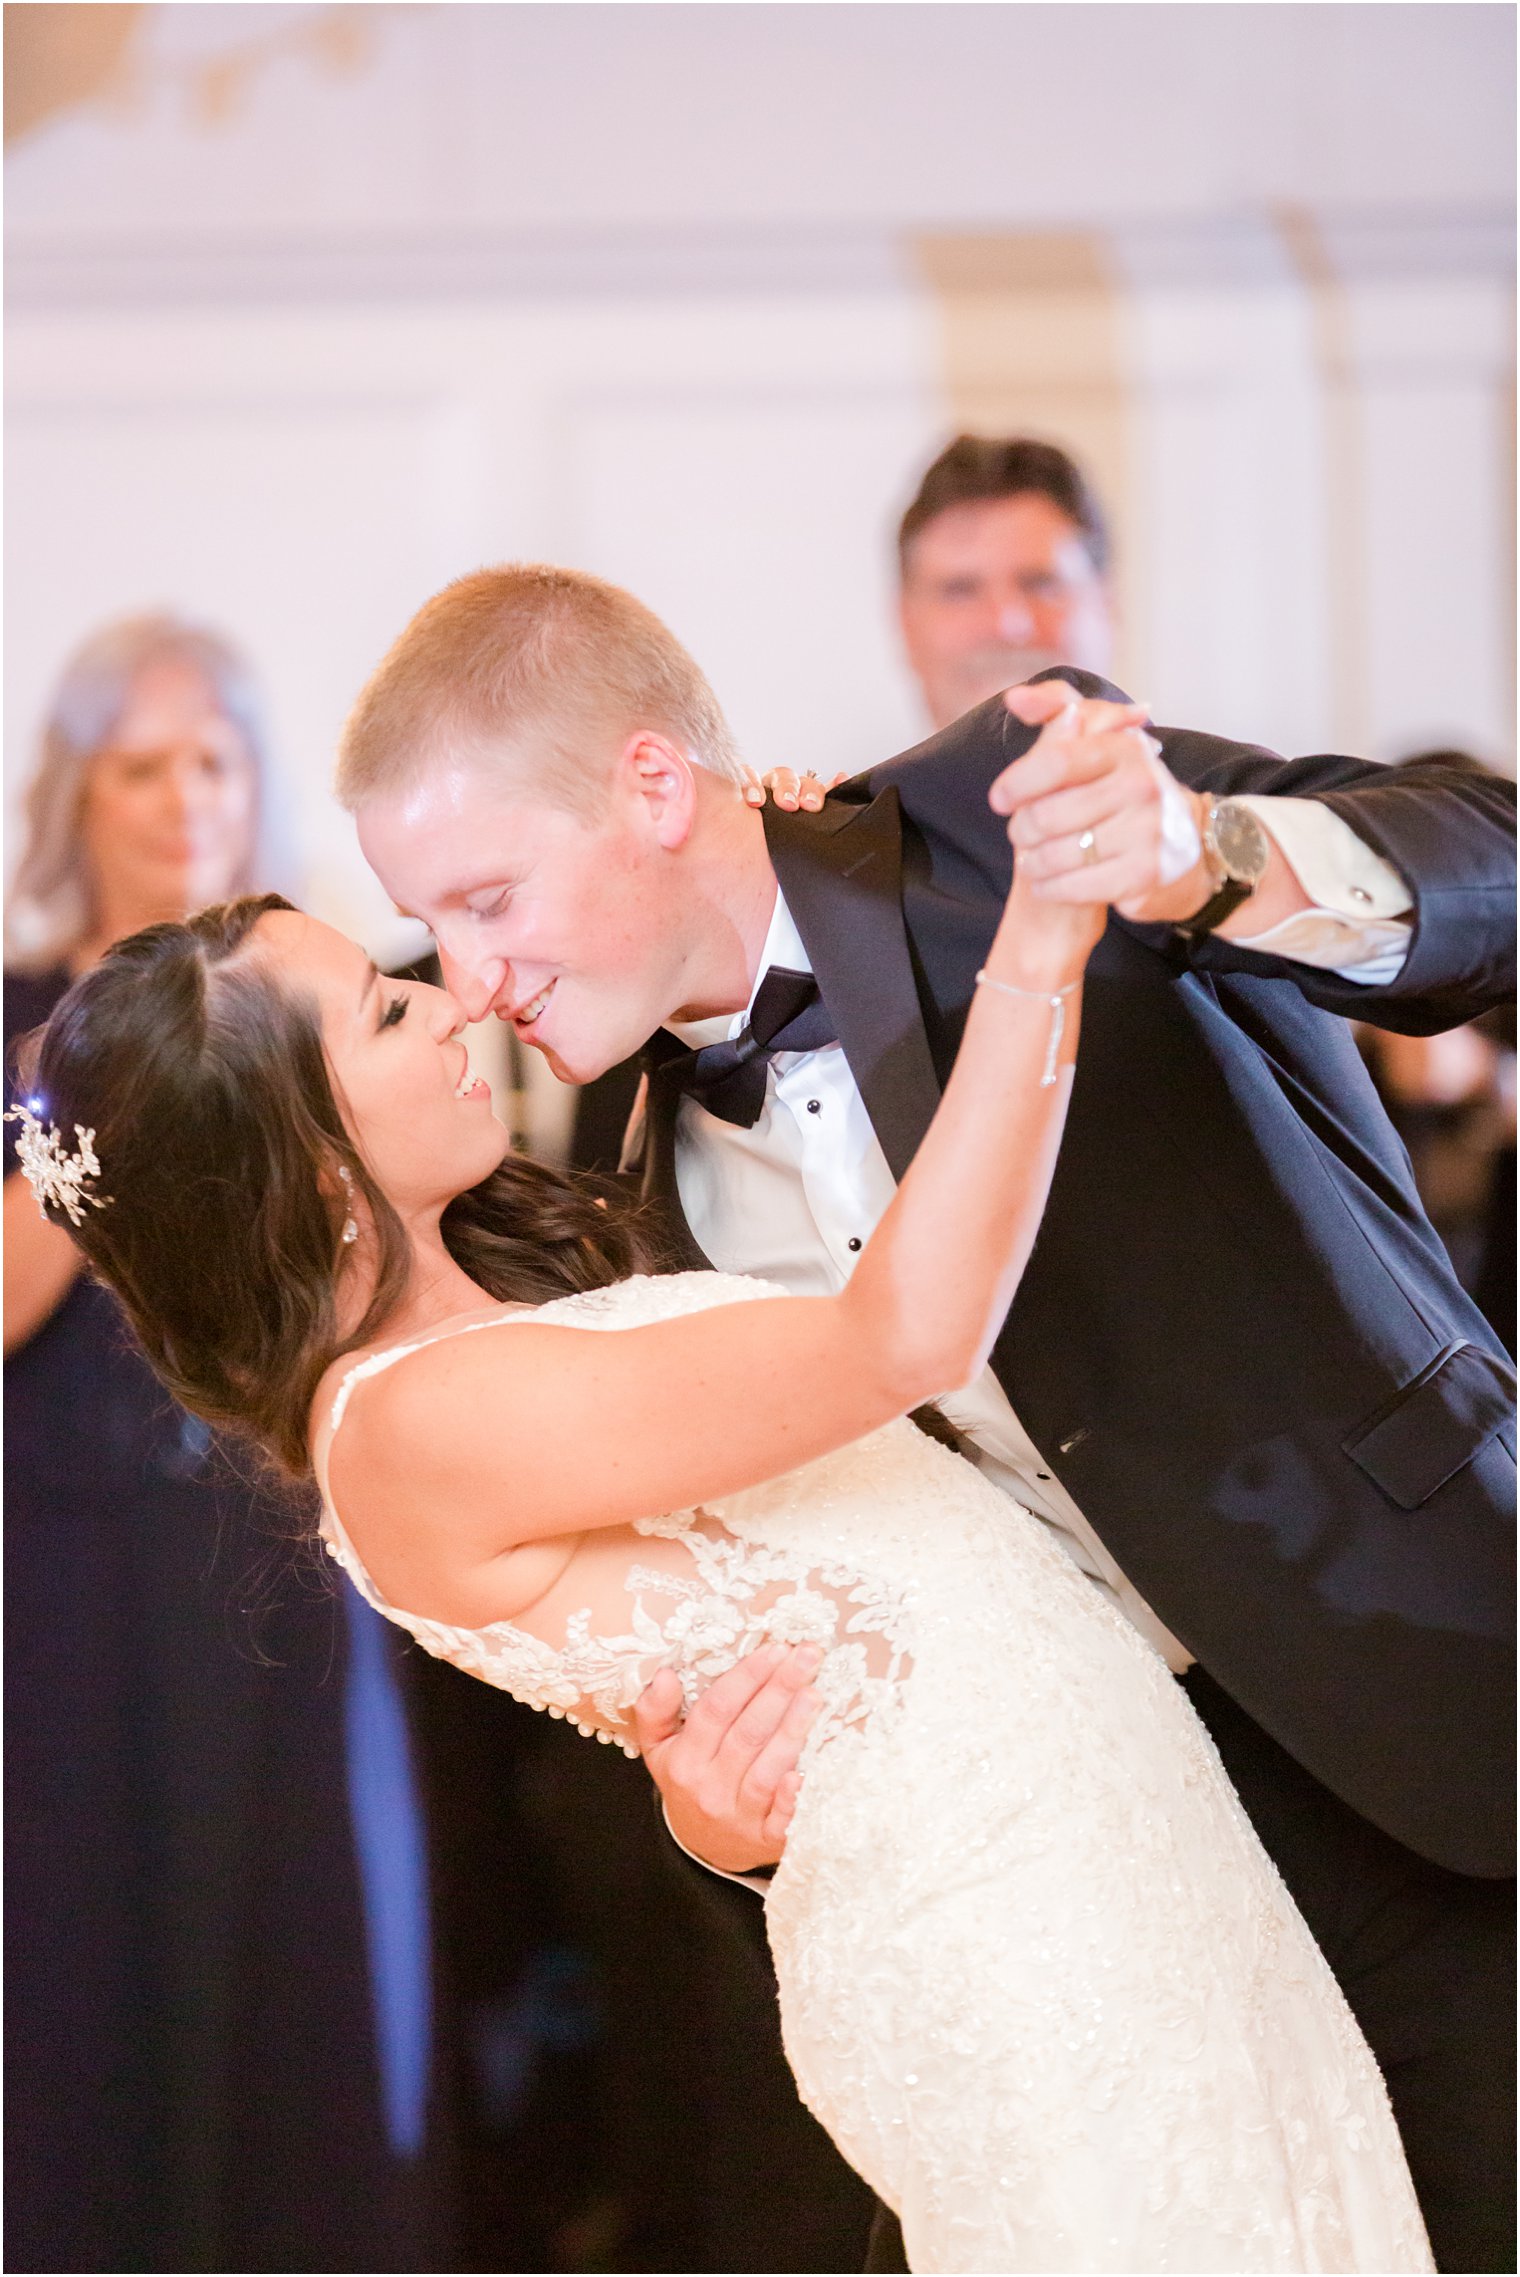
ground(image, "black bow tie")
xmin=654 ymin=967 xmax=836 ymax=1129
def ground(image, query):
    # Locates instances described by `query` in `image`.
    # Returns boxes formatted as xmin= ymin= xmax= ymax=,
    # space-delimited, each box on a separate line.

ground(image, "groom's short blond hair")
xmin=336 ymin=564 xmax=745 ymax=816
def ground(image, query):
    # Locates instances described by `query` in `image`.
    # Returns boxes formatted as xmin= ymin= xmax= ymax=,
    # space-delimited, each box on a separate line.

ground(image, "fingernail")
xmin=795 ymin=1644 xmax=823 ymax=1671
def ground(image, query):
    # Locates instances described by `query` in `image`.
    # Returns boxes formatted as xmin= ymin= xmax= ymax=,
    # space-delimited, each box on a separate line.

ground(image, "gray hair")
xmin=6 ymin=614 xmax=289 ymax=971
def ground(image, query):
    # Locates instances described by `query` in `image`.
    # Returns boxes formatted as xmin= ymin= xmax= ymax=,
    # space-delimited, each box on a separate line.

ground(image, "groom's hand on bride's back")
xmin=632 ymin=1643 xmax=824 ymax=1874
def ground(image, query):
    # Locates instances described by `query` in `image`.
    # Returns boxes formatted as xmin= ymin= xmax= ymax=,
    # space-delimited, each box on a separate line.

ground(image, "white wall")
xmin=8 ymin=4 xmax=1512 ymax=246
xmin=6 ymin=4 xmax=1513 ymax=962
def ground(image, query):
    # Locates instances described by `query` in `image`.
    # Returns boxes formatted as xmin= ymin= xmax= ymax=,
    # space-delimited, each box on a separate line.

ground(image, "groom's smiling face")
xmin=356 ymin=746 xmax=704 ymax=1086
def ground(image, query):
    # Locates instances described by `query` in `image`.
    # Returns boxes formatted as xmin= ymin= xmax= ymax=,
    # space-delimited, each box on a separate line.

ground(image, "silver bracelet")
xmin=974 ymin=968 xmax=1081 ymax=1088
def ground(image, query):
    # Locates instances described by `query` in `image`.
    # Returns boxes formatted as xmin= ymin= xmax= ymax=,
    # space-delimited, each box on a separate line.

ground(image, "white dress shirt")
xmin=1230 ymin=797 xmax=1414 ymax=984
xmin=666 ymin=798 xmax=1414 ymax=1681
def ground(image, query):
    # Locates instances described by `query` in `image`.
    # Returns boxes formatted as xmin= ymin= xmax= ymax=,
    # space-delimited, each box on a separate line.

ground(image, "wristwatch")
xmin=1175 ymin=795 xmax=1271 ymax=938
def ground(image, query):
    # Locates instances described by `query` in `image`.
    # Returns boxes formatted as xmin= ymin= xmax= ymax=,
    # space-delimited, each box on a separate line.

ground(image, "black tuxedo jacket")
xmin=634 ymin=675 xmax=1517 ymax=1879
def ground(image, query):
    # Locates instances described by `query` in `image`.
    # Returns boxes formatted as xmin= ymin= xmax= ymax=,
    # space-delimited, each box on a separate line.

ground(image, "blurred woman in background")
xmin=4 ymin=616 xmax=444 ymax=2273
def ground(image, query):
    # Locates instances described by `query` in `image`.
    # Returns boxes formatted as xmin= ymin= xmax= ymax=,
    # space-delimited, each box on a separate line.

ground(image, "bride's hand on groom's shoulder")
xmin=994 ymin=681 xmax=1215 ymax=927
xmin=632 ymin=1643 xmax=824 ymax=1874
xmin=742 ymin=767 xmax=849 ymax=813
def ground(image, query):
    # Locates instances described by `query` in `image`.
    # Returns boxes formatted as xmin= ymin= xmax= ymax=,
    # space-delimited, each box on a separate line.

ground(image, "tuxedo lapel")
xmin=631 ymin=788 xmax=940 ymax=1249
xmin=763 ymin=791 xmax=941 ymax=1182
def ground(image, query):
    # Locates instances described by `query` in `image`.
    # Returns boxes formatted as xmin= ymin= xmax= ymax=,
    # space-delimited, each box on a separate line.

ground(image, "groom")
xmin=340 ymin=564 xmax=1515 ymax=2272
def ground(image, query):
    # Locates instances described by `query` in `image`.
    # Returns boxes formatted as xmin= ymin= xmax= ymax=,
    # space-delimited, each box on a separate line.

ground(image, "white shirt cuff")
xmin=662 ymin=1801 xmax=772 ymax=1895
xmin=1228 ymin=796 xmax=1414 ymax=982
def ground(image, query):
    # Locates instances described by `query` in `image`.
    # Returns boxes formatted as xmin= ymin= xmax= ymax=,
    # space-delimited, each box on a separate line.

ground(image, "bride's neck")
xmin=338 ymin=1212 xmax=495 ymax=1348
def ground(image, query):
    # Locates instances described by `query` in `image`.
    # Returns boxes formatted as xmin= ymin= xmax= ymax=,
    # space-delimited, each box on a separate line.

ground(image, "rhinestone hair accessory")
xmin=4 ymin=1098 xmax=112 ymax=1226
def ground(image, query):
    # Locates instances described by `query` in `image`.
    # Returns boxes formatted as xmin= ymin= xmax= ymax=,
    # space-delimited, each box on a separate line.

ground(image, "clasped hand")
xmin=994 ymin=681 xmax=1213 ymax=925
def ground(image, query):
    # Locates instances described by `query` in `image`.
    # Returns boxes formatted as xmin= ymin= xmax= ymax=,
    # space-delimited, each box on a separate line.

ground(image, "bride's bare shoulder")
xmin=312 ymin=1310 xmax=594 ymax=1624
xmin=309 ymin=1301 xmax=535 ymax=1458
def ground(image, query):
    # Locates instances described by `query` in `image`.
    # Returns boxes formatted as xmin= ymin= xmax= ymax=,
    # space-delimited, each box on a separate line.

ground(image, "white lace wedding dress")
xmin=316 ymin=1272 xmax=1431 ymax=2274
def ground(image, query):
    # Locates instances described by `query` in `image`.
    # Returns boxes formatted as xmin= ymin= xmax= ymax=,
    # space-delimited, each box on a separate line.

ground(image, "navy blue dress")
xmin=4 ymin=966 xmax=444 ymax=2273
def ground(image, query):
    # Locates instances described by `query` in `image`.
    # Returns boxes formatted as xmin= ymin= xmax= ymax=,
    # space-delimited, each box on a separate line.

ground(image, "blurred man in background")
xmin=897 ymin=434 xmax=1115 ymax=731
xmin=895 ymin=450 xmax=1516 ymax=1348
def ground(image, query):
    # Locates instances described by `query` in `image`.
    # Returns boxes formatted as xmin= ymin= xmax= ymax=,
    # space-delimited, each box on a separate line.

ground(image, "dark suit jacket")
xmin=633 ymin=674 xmax=1517 ymax=1879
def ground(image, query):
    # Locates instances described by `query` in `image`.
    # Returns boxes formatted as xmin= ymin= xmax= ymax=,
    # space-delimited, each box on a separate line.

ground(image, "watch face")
xmin=1213 ymin=800 xmax=1271 ymax=884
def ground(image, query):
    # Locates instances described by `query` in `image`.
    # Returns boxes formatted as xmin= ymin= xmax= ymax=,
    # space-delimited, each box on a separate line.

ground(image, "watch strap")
xmin=1175 ymin=875 xmax=1254 ymax=940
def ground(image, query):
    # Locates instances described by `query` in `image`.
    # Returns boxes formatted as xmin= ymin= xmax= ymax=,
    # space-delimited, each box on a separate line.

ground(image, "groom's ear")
xmin=619 ymin=730 xmax=698 ymax=852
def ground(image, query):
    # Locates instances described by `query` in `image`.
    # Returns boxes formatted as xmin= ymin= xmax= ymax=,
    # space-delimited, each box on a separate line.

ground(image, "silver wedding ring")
xmin=1077 ymin=829 xmax=1100 ymax=866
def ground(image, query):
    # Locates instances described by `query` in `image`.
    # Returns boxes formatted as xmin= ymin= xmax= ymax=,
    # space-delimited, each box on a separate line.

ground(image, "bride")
xmin=13 ymin=844 xmax=1430 ymax=2272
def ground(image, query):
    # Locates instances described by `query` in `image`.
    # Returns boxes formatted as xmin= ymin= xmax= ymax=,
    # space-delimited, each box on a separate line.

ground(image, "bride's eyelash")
xmin=380 ymin=995 xmax=409 ymax=1029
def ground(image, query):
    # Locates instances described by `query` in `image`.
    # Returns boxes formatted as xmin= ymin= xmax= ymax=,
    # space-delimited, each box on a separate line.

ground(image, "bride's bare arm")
xmin=334 ymin=791 xmax=1115 ymax=1614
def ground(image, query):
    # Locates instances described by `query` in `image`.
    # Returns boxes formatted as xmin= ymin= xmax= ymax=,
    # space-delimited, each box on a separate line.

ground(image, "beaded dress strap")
xmin=313 ymin=1308 xmax=533 ymax=1521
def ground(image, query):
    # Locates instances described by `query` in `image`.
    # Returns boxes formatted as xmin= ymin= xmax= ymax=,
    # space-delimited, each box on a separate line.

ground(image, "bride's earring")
xmin=338 ymin=1164 xmax=359 ymax=1248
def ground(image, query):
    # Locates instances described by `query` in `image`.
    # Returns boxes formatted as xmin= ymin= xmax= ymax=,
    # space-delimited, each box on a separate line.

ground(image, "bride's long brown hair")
xmin=16 ymin=895 xmax=662 ymax=1477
